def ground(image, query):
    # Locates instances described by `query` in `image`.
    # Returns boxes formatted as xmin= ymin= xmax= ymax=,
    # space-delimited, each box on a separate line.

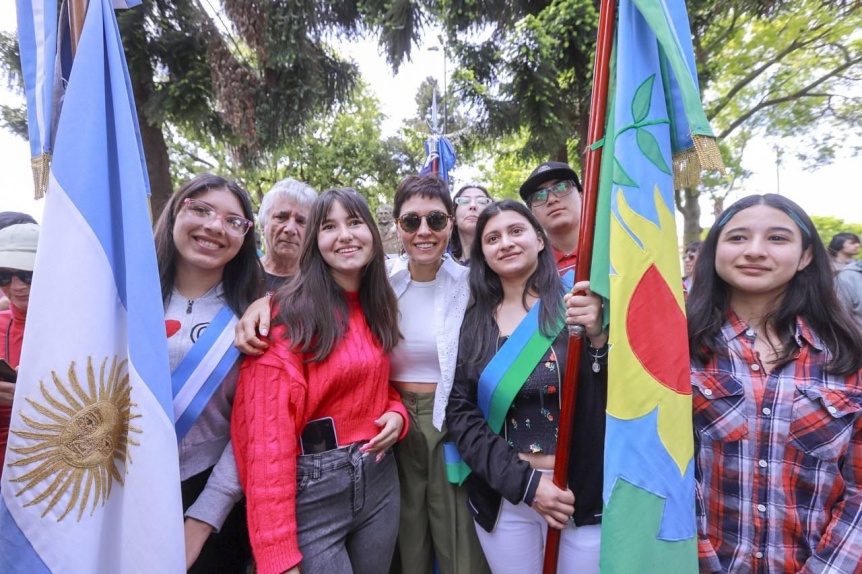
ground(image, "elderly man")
xmin=258 ymin=178 xmax=317 ymax=290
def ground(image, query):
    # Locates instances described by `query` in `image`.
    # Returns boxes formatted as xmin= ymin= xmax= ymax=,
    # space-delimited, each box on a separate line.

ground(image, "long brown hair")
xmin=153 ymin=173 xmax=263 ymax=315
xmin=687 ymin=194 xmax=862 ymax=374
xmin=273 ymin=188 xmax=400 ymax=362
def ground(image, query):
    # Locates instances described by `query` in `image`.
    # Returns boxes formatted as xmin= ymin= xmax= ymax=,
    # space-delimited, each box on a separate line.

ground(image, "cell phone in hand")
xmin=0 ymin=359 xmax=17 ymax=383
xmin=300 ymin=417 xmax=338 ymax=455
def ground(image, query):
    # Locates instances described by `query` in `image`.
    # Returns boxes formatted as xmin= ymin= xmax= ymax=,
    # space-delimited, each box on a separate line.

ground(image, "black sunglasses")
xmin=397 ymin=211 xmax=452 ymax=233
xmin=0 ymin=270 xmax=33 ymax=286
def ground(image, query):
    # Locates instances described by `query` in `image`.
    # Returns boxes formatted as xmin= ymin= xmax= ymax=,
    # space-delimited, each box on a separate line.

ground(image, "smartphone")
xmin=300 ymin=417 xmax=338 ymax=455
xmin=0 ymin=359 xmax=17 ymax=383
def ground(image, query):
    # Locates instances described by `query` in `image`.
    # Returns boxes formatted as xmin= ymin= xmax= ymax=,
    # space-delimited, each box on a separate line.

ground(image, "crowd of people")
xmin=1 ymin=162 xmax=861 ymax=574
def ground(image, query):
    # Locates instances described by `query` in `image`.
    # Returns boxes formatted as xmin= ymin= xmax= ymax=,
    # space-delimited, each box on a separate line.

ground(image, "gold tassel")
xmin=672 ymin=135 xmax=726 ymax=190
xmin=31 ymin=153 xmax=51 ymax=199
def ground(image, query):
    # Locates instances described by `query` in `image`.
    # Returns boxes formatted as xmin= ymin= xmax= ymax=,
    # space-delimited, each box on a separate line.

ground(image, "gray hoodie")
xmin=836 ymin=260 xmax=862 ymax=329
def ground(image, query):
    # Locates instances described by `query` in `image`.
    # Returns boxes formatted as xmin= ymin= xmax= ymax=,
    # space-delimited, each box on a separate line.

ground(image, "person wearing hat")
xmin=0 ymin=222 xmax=39 ymax=479
xmin=519 ymin=161 xmax=585 ymax=276
xmin=0 ymin=212 xmax=37 ymax=312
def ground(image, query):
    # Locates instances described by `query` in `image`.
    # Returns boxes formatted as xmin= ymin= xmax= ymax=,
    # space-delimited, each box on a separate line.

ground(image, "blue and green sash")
xmin=172 ymin=304 xmax=240 ymax=442
xmin=446 ymin=272 xmax=573 ymax=483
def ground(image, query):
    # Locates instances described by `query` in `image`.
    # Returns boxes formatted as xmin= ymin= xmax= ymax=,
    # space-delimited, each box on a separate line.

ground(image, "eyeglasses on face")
xmin=528 ymin=181 xmax=575 ymax=207
xmin=0 ymin=270 xmax=33 ymax=286
xmin=454 ymin=196 xmax=492 ymax=207
xmin=182 ymin=198 xmax=253 ymax=237
xmin=397 ymin=211 xmax=453 ymax=233
xmin=683 ymin=252 xmax=697 ymax=261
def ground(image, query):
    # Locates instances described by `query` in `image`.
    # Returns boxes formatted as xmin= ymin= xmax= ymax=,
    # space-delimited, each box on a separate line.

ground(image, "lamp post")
xmin=428 ymin=35 xmax=448 ymax=134
xmin=774 ymin=145 xmax=783 ymax=195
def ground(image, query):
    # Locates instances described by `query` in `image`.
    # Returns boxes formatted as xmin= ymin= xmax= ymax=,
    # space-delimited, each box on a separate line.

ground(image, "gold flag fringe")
xmin=672 ymin=134 xmax=725 ymax=190
xmin=31 ymin=153 xmax=51 ymax=199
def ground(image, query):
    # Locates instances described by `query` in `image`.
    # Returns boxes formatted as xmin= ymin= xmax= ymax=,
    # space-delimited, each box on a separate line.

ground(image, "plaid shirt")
xmin=693 ymin=314 xmax=862 ymax=574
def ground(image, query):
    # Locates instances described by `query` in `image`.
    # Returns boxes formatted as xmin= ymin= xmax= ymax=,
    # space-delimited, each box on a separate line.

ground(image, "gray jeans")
xmin=295 ymin=442 xmax=400 ymax=573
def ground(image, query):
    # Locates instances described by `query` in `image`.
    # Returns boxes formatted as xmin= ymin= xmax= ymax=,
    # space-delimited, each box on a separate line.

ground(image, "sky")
xmin=2 ymin=3 xmax=860 ymax=230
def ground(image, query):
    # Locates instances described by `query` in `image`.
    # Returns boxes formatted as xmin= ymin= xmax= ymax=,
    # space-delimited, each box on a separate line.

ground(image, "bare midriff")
xmin=518 ymin=452 xmax=556 ymax=471
xmin=392 ymin=380 xmax=438 ymax=394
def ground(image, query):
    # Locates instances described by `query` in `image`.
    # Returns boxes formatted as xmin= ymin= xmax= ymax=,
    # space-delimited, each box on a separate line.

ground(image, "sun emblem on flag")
xmin=7 ymin=356 xmax=141 ymax=522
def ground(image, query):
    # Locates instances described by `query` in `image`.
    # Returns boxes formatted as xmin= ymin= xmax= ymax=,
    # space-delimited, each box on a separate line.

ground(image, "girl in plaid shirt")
xmin=687 ymin=194 xmax=862 ymax=573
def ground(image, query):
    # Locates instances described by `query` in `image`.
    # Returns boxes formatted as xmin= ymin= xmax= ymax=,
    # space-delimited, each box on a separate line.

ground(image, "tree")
xmin=436 ymin=0 xmax=598 ymax=168
xmin=167 ymin=81 xmax=414 ymax=210
xmin=680 ymin=0 xmax=862 ymax=241
xmin=811 ymin=216 xmax=862 ymax=247
xmin=3 ymin=0 xmax=421 ymax=218
xmin=413 ymin=0 xmax=861 ymax=244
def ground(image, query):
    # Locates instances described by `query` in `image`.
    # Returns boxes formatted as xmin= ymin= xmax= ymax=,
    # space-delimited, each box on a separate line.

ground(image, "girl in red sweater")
xmin=231 ymin=188 xmax=407 ymax=574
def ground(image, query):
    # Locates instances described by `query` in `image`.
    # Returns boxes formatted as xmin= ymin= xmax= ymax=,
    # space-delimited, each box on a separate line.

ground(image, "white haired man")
xmin=258 ymin=178 xmax=317 ymax=290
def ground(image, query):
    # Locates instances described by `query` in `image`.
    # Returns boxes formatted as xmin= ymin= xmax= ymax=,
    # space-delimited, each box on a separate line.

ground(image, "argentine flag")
xmin=14 ymin=0 xmax=57 ymax=197
xmin=0 ymin=0 xmax=185 ymax=572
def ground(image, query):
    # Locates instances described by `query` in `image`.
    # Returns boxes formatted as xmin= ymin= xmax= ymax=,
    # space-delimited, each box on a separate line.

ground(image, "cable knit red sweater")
xmin=231 ymin=292 xmax=408 ymax=574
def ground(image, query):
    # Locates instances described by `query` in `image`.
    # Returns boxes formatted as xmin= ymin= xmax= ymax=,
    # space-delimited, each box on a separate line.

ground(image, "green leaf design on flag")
xmin=613 ymin=157 xmax=638 ymax=187
xmin=636 ymin=128 xmax=672 ymax=174
xmin=631 ymin=75 xmax=656 ymax=123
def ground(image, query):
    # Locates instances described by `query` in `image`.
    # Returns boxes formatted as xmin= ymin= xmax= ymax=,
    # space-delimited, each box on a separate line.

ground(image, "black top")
xmin=446 ymin=322 xmax=607 ymax=533
xmin=503 ymin=341 xmax=561 ymax=454
xmin=264 ymin=272 xmax=292 ymax=292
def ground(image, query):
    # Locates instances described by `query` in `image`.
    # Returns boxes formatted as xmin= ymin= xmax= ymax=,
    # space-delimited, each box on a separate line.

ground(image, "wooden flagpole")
xmin=542 ymin=0 xmax=617 ymax=570
xmin=69 ymin=0 xmax=89 ymax=57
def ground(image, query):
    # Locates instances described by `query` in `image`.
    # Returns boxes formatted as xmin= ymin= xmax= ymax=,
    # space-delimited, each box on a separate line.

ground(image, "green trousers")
xmin=392 ymin=390 xmax=491 ymax=574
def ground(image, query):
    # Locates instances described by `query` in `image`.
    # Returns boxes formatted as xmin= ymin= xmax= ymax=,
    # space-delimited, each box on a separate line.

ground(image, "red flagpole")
xmin=542 ymin=0 xmax=617 ymax=571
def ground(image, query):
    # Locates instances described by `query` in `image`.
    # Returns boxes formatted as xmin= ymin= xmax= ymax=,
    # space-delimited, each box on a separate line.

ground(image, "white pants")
xmin=474 ymin=497 xmax=601 ymax=574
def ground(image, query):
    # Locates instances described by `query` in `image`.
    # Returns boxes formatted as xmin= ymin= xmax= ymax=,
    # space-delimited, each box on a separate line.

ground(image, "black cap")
xmin=518 ymin=161 xmax=582 ymax=203
xmin=0 ymin=211 xmax=37 ymax=231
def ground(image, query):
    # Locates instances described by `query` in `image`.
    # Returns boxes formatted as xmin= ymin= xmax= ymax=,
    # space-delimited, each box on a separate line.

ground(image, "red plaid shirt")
xmin=693 ymin=313 xmax=862 ymax=574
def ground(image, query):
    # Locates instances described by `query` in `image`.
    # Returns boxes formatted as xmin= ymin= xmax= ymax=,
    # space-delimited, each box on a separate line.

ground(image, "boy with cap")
xmin=519 ymin=161 xmax=585 ymax=275
xmin=0 ymin=222 xmax=39 ymax=478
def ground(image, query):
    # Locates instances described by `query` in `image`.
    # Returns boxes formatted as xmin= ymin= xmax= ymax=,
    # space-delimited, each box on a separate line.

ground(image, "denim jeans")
xmin=295 ymin=442 xmax=400 ymax=573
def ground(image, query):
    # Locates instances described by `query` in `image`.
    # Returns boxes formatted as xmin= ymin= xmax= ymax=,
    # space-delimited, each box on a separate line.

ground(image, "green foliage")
xmin=167 ymin=81 xmax=412 ymax=210
xmin=436 ymin=0 xmax=599 ymax=163
xmin=811 ymin=216 xmax=862 ymax=246
xmin=697 ymin=0 xmax=862 ymax=163
xmin=0 ymin=31 xmax=26 ymax=140
xmin=473 ymin=130 xmax=542 ymax=199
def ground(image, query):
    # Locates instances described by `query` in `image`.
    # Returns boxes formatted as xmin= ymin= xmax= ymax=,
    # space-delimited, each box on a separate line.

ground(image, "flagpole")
xmin=69 ymin=0 xmax=89 ymax=56
xmin=542 ymin=0 xmax=617 ymax=571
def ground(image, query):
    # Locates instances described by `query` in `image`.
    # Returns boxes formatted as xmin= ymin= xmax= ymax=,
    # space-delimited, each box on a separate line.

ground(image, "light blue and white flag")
xmin=15 ymin=0 xmax=58 ymax=197
xmin=0 ymin=0 xmax=185 ymax=572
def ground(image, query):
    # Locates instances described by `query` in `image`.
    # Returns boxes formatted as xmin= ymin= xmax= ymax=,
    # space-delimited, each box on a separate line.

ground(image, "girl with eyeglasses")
xmin=446 ymin=200 xmax=607 ymax=573
xmin=688 ymin=194 xmax=862 ymax=573
xmin=231 ymin=188 xmax=407 ymax=574
xmin=449 ymin=184 xmax=493 ymax=265
xmin=153 ymin=173 xmax=264 ymax=573
xmin=0 ymin=217 xmax=39 ymax=480
xmin=388 ymin=175 xmax=490 ymax=574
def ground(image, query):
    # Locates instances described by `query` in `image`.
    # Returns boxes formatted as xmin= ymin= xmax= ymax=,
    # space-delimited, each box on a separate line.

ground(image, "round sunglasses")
xmin=397 ymin=211 xmax=453 ymax=233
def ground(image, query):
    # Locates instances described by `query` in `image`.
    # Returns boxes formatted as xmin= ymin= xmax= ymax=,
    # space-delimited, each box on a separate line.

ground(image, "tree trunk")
xmin=676 ymin=186 xmax=703 ymax=245
xmin=138 ymin=109 xmax=173 ymax=223
xmin=118 ymin=7 xmax=173 ymax=225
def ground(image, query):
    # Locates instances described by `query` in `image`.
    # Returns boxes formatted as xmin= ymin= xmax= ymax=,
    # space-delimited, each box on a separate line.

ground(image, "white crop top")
xmin=389 ymin=279 xmax=442 ymax=383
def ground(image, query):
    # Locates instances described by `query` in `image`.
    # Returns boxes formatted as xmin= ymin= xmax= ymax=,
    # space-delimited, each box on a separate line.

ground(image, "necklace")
xmin=589 ymin=346 xmax=608 ymax=373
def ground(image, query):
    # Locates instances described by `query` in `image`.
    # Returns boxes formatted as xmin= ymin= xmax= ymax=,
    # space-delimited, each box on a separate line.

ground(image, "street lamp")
xmin=428 ymin=36 xmax=448 ymax=134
